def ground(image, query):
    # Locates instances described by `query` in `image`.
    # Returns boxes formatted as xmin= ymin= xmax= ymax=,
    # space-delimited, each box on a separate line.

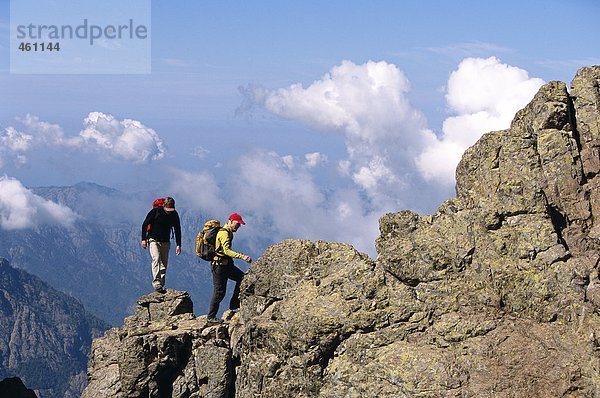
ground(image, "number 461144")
xmin=18 ymin=42 xmax=61 ymax=51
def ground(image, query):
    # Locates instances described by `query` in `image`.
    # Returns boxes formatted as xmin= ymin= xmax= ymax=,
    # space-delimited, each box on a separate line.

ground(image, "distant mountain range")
xmin=0 ymin=182 xmax=235 ymax=325
xmin=0 ymin=257 xmax=108 ymax=398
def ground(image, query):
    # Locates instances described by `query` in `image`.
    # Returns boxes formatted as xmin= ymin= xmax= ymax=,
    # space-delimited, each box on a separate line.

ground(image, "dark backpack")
xmin=195 ymin=220 xmax=223 ymax=261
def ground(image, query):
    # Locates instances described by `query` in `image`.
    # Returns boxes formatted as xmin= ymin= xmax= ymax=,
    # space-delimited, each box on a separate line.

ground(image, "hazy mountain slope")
xmin=0 ymin=258 xmax=108 ymax=398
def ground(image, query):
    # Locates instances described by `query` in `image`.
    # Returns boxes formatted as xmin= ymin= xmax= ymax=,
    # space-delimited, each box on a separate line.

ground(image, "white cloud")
xmin=338 ymin=159 xmax=351 ymax=176
xmin=281 ymin=155 xmax=295 ymax=169
xmin=80 ymin=112 xmax=166 ymax=163
xmin=192 ymin=146 xmax=210 ymax=159
xmin=304 ymin=152 xmax=327 ymax=168
xmin=1 ymin=113 xmax=167 ymax=166
xmin=0 ymin=126 xmax=33 ymax=151
xmin=225 ymin=150 xmax=380 ymax=254
xmin=0 ymin=127 xmax=33 ymax=168
xmin=0 ymin=175 xmax=78 ymax=230
xmin=0 ymin=126 xmax=33 ymax=168
xmin=445 ymin=57 xmax=544 ymax=116
xmin=243 ymin=60 xmax=434 ymax=211
xmin=166 ymin=169 xmax=224 ymax=217
xmin=18 ymin=114 xmax=82 ymax=148
xmin=416 ymin=57 xmax=545 ymax=184
xmin=255 ymin=60 xmax=426 ymax=143
xmin=352 ymin=156 xmax=397 ymax=191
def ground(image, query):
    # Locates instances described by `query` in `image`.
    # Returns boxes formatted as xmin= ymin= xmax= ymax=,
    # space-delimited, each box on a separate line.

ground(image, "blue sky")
xmin=0 ymin=1 xmax=599 ymax=255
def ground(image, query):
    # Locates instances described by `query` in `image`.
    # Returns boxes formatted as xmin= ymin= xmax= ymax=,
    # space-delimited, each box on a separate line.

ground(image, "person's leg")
xmin=207 ymin=264 xmax=227 ymax=318
xmin=149 ymin=240 xmax=163 ymax=290
xmin=228 ymin=263 xmax=245 ymax=311
xmin=156 ymin=241 xmax=170 ymax=289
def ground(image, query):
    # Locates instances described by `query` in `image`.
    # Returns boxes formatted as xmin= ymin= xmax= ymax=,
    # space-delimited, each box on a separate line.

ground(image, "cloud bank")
xmin=213 ymin=151 xmax=379 ymax=253
xmin=0 ymin=176 xmax=78 ymax=230
xmin=165 ymin=149 xmax=381 ymax=254
xmin=167 ymin=169 xmax=224 ymax=217
xmin=243 ymin=60 xmax=434 ymax=212
xmin=244 ymin=57 xmax=545 ymax=196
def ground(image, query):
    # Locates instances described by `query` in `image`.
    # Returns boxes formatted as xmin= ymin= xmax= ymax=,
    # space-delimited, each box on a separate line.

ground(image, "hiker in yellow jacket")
xmin=207 ymin=213 xmax=252 ymax=323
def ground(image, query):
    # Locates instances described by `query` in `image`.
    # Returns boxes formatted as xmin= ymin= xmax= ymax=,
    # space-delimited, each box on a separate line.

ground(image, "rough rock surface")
xmin=232 ymin=66 xmax=600 ymax=397
xmin=83 ymin=66 xmax=600 ymax=397
xmin=82 ymin=289 xmax=232 ymax=398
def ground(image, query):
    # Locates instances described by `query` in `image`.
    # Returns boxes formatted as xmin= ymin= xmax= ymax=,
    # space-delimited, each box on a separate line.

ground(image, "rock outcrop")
xmin=82 ymin=290 xmax=233 ymax=398
xmin=83 ymin=66 xmax=600 ymax=397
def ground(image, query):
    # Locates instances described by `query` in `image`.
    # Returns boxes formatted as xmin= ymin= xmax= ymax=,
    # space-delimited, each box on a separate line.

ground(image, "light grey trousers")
xmin=149 ymin=239 xmax=170 ymax=289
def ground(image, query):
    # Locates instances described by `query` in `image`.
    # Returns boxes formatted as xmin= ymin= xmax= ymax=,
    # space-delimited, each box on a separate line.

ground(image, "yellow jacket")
xmin=214 ymin=224 xmax=245 ymax=263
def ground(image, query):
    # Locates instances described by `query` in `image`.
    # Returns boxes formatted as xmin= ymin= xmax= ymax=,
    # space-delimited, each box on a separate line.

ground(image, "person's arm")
xmin=141 ymin=209 xmax=155 ymax=245
xmin=174 ymin=212 xmax=182 ymax=255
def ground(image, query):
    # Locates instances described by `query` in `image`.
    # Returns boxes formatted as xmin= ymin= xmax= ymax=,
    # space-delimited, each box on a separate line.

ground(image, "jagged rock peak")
xmin=454 ymin=65 xmax=599 ymax=253
xmin=373 ymin=65 xmax=600 ymax=396
xmin=82 ymin=289 xmax=234 ymax=398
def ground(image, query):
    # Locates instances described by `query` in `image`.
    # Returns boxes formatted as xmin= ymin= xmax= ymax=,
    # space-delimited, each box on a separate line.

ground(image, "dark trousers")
xmin=207 ymin=260 xmax=244 ymax=318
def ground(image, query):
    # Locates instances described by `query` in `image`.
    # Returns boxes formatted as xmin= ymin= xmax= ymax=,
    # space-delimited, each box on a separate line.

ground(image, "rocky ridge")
xmin=82 ymin=66 xmax=600 ymax=397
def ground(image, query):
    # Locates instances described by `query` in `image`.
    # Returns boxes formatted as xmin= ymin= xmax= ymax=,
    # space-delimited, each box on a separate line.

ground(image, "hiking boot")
xmin=206 ymin=316 xmax=223 ymax=324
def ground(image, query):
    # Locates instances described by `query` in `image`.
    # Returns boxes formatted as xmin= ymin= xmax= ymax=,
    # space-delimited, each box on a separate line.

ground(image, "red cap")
xmin=229 ymin=213 xmax=245 ymax=225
